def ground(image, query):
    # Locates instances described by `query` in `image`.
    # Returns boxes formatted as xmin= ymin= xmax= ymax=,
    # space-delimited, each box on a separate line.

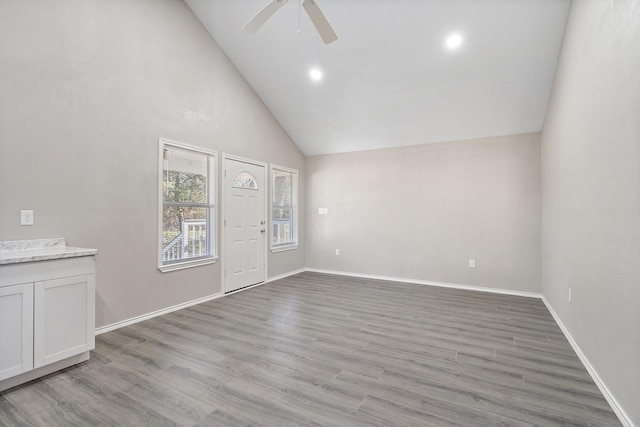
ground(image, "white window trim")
xmin=158 ymin=138 xmax=218 ymax=272
xmin=270 ymin=164 xmax=299 ymax=252
xmin=271 ymin=243 xmax=299 ymax=253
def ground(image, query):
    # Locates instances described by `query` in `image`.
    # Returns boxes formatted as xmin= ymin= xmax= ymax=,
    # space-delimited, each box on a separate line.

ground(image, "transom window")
xmin=233 ymin=171 xmax=258 ymax=189
xmin=271 ymin=165 xmax=298 ymax=251
xmin=158 ymin=139 xmax=217 ymax=272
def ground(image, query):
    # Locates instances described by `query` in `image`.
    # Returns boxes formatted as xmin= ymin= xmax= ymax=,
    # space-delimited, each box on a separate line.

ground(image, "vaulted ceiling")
xmin=186 ymin=0 xmax=570 ymax=156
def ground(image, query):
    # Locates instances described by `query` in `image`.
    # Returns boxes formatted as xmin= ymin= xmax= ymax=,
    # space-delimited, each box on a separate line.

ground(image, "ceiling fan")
xmin=242 ymin=0 xmax=338 ymax=45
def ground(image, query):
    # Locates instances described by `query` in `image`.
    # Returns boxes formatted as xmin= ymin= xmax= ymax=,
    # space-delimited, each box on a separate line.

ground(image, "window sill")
xmin=271 ymin=244 xmax=298 ymax=253
xmin=158 ymin=257 xmax=218 ymax=273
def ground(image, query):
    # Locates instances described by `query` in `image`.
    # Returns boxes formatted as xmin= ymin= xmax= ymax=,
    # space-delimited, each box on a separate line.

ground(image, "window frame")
xmin=270 ymin=164 xmax=299 ymax=252
xmin=158 ymin=138 xmax=218 ymax=272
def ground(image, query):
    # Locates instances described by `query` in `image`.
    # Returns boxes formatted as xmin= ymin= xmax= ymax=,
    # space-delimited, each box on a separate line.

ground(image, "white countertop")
xmin=0 ymin=238 xmax=97 ymax=265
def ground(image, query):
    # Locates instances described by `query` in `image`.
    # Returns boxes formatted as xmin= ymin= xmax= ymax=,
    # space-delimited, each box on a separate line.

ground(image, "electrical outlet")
xmin=20 ymin=210 xmax=34 ymax=226
xmin=568 ymin=288 xmax=572 ymax=303
xmin=335 ymin=249 xmax=340 ymax=256
xmin=468 ymin=259 xmax=476 ymax=268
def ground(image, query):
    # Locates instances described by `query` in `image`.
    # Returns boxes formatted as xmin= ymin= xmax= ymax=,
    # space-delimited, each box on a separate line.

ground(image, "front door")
xmin=223 ymin=157 xmax=266 ymax=293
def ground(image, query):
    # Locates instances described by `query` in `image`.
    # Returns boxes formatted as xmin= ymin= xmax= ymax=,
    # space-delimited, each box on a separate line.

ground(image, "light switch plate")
xmin=318 ymin=208 xmax=328 ymax=215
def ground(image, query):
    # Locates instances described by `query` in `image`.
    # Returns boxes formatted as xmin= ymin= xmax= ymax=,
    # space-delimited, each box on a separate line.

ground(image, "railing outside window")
xmin=162 ymin=220 xmax=207 ymax=262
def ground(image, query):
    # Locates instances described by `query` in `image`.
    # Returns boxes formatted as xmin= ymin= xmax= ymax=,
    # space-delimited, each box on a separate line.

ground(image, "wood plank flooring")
xmin=0 ymin=272 xmax=621 ymax=426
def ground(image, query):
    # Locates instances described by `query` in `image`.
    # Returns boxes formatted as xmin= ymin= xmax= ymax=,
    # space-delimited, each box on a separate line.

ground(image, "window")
xmin=233 ymin=171 xmax=258 ymax=189
xmin=271 ymin=165 xmax=298 ymax=251
xmin=158 ymin=139 xmax=217 ymax=272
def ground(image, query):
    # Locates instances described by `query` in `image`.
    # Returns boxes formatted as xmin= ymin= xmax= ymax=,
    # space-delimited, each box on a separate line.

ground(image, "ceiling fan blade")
xmin=302 ymin=0 xmax=338 ymax=44
xmin=242 ymin=0 xmax=289 ymax=34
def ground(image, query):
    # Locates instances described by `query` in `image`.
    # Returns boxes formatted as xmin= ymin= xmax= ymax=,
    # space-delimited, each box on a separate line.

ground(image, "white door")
xmin=224 ymin=157 xmax=266 ymax=292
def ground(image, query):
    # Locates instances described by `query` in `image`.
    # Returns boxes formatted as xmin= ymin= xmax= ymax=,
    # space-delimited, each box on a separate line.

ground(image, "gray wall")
xmin=306 ymin=133 xmax=541 ymax=293
xmin=541 ymin=0 xmax=640 ymax=423
xmin=0 ymin=0 xmax=305 ymax=328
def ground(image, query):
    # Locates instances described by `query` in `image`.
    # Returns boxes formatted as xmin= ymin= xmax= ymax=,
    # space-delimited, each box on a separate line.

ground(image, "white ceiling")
xmin=186 ymin=0 xmax=570 ymax=156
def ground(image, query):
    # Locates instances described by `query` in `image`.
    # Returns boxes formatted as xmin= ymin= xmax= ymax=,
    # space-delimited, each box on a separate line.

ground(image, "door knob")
xmin=260 ymin=229 xmax=265 ymax=233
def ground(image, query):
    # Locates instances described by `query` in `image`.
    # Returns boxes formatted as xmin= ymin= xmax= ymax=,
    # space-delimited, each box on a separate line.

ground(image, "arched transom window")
xmin=233 ymin=171 xmax=258 ymax=190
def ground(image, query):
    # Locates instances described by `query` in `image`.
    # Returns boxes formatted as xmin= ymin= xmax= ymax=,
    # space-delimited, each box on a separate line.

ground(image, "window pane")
xmin=272 ymin=207 xmax=292 ymax=220
xmin=233 ymin=171 xmax=258 ymax=189
xmin=271 ymin=167 xmax=297 ymax=249
xmin=273 ymin=222 xmax=291 ymax=245
xmin=162 ymin=206 xmax=208 ymax=262
xmin=163 ymin=146 xmax=208 ymax=204
xmin=273 ymin=170 xmax=292 ymax=207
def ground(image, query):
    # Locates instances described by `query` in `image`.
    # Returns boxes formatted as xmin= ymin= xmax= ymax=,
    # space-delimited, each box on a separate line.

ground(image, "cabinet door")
xmin=0 ymin=283 xmax=34 ymax=381
xmin=34 ymin=275 xmax=95 ymax=369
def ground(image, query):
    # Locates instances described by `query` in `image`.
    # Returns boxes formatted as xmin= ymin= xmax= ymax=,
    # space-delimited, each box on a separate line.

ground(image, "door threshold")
xmin=225 ymin=281 xmax=266 ymax=295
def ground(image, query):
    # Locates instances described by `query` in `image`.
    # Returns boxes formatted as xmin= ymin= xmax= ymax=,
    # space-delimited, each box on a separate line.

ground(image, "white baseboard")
xmin=541 ymin=297 xmax=634 ymax=427
xmin=267 ymin=268 xmax=306 ymax=283
xmin=95 ymin=292 xmax=223 ymax=335
xmin=95 ymin=267 xmax=307 ymax=335
xmin=304 ymin=268 xmax=542 ymax=299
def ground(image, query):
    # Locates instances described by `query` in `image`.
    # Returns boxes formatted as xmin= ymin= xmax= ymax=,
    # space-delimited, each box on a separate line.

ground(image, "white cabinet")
xmin=0 ymin=283 xmax=33 ymax=381
xmin=0 ymin=255 xmax=95 ymax=391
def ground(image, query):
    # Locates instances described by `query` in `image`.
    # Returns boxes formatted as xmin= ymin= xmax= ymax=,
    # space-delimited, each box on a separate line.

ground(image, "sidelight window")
xmin=271 ymin=165 xmax=298 ymax=251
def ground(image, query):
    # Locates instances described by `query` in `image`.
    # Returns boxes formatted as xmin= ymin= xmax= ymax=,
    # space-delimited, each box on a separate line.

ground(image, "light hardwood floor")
xmin=0 ymin=272 xmax=621 ymax=426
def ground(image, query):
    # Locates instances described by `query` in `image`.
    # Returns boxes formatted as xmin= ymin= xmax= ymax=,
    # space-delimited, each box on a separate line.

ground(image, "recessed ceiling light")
xmin=446 ymin=33 xmax=463 ymax=49
xmin=309 ymin=68 xmax=323 ymax=81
